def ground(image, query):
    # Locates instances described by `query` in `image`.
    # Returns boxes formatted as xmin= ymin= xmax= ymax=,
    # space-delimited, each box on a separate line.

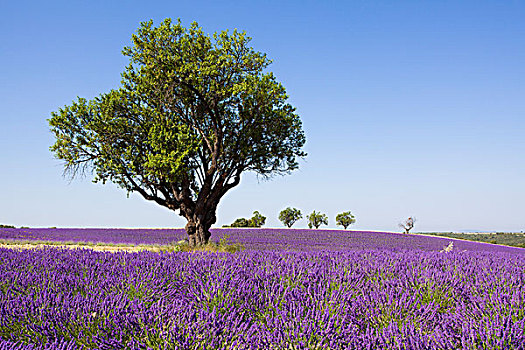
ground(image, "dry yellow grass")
xmin=0 ymin=240 xmax=244 ymax=253
xmin=0 ymin=243 xmax=160 ymax=252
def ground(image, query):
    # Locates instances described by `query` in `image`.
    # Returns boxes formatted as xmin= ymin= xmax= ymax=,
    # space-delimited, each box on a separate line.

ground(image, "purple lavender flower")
xmin=0 ymin=229 xmax=524 ymax=348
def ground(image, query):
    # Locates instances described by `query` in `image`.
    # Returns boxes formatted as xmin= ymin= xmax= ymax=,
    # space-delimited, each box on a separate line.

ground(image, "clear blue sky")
xmin=1 ymin=0 xmax=524 ymax=232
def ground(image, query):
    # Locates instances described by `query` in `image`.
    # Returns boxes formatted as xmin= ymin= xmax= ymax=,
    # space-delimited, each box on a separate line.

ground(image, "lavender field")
xmin=1 ymin=229 xmax=524 ymax=349
xmin=2 ymin=227 xmax=525 ymax=254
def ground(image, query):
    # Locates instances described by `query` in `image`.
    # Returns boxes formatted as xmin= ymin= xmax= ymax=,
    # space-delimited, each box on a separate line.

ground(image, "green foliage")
xmin=47 ymin=18 xmax=306 ymax=242
xmin=336 ymin=211 xmax=356 ymax=229
xmin=175 ymin=234 xmax=244 ymax=253
xmin=250 ymin=211 xmax=266 ymax=227
xmin=278 ymin=207 xmax=302 ymax=228
xmin=0 ymin=224 xmax=16 ymax=228
xmin=307 ymin=211 xmax=328 ymax=229
xmin=228 ymin=218 xmax=251 ymax=228
xmin=226 ymin=211 xmax=266 ymax=228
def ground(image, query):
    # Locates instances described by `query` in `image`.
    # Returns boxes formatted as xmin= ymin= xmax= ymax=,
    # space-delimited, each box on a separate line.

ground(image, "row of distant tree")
xmin=3 ymin=216 xmax=415 ymax=232
xmin=224 ymin=210 xmax=417 ymax=233
xmin=223 ymin=208 xmax=357 ymax=229
xmin=2 ymin=216 xmax=415 ymax=232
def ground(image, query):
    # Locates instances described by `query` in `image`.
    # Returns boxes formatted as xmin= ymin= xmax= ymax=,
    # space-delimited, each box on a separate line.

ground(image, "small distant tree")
xmin=307 ymin=211 xmax=328 ymax=229
xmin=250 ymin=211 xmax=266 ymax=228
xmin=0 ymin=224 xmax=16 ymax=228
xmin=228 ymin=218 xmax=251 ymax=228
xmin=399 ymin=217 xmax=416 ymax=234
xmin=278 ymin=207 xmax=302 ymax=228
xmin=336 ymin=211 xmax=355 ymax=229
xmin=227 ymin=211 xmax=266 ymax=228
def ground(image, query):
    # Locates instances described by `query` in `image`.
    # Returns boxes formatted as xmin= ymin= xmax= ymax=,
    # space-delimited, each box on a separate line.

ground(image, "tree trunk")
xmin=184 ymin=211 xmax=215 ymax=247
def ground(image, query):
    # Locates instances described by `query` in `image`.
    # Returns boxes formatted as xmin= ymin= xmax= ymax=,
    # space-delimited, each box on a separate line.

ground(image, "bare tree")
xmin=399 ymin=217 xmax=416 ymax=234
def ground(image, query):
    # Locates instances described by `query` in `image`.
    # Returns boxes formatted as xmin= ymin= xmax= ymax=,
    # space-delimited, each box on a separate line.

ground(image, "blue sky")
xmin=1 ymin=0 xmax=524 ymax=232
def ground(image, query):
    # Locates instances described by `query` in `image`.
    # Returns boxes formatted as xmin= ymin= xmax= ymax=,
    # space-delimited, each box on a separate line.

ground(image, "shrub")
xmin=174 ymin=234 xmax=244 ymax=253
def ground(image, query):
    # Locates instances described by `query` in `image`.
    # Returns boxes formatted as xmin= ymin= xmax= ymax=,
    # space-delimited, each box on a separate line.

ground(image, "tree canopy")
xmin=48 ymin=18 xmax=306 ymax=246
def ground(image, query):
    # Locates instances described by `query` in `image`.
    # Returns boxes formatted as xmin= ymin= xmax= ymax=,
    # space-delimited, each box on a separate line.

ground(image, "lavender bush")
xmin=0 ymin=228 xmax=186 ymax=246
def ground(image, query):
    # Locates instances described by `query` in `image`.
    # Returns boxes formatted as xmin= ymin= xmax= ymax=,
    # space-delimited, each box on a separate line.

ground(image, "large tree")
xmin=48 ymin=19 xmax=306 ymax=246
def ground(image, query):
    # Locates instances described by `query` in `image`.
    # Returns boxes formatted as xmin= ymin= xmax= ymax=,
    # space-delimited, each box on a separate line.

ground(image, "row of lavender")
xmin=1 ymin=247 xmax=524 ymax=349
xmin=0 ymin=228 xmax=186 ymax=246
xmin=2 ymin=227 xmax=525 ymax=254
